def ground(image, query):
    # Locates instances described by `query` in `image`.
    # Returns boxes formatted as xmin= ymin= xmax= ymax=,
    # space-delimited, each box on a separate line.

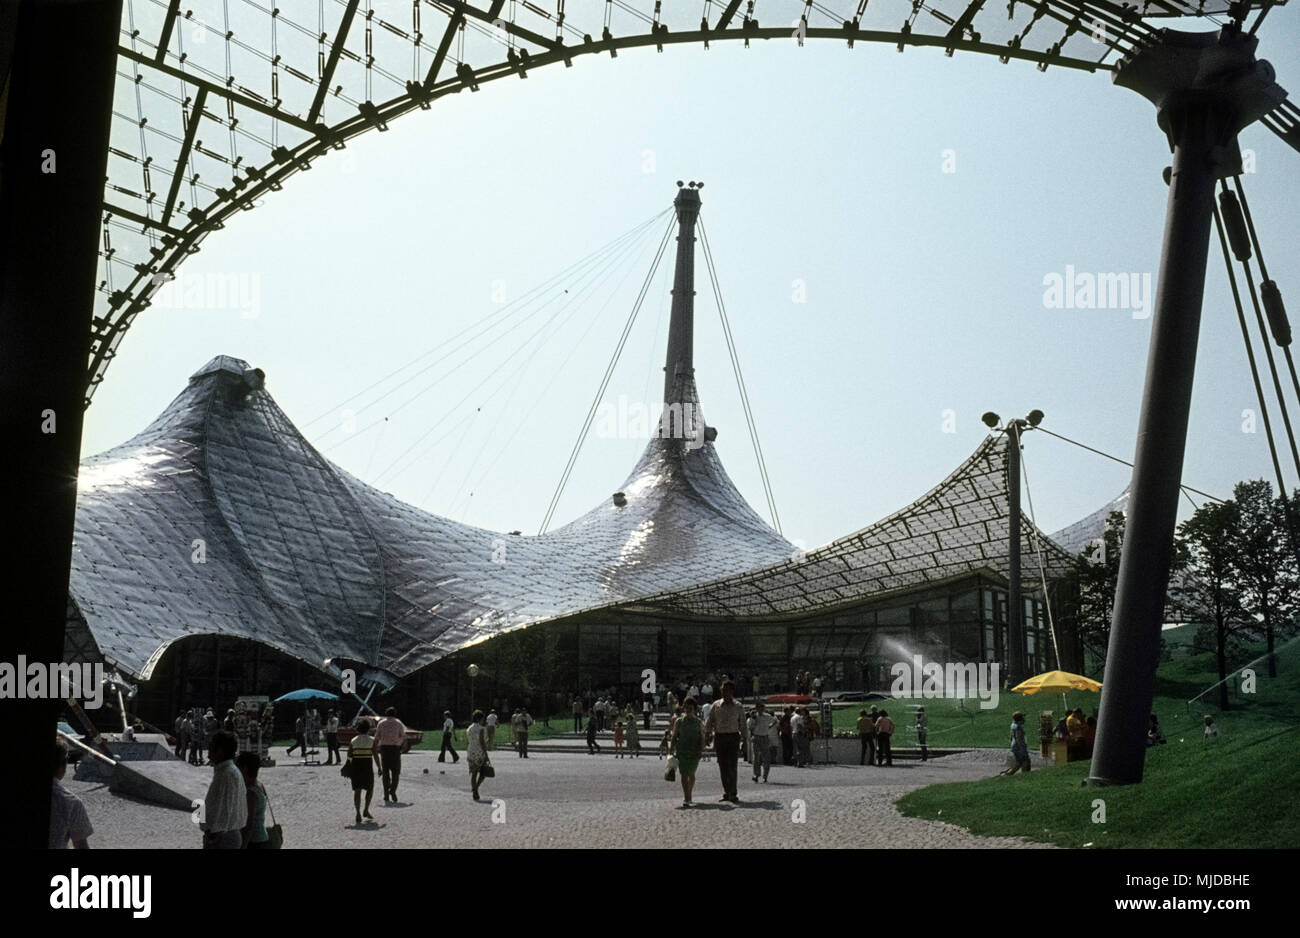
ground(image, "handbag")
xmin=480 ymin=761 xmax=495 ymax=778
xmin=340 ymin=757 xmax=354 ymax=779
xmin=265 ymin=789 xmax=283 ymax=849
xmin=664 ymin=755 xmax=678 ymax=782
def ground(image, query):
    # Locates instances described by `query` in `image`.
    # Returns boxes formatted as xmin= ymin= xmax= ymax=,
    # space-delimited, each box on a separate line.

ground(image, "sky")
xmin=82 ymin=13 xmax=1300 ymax=553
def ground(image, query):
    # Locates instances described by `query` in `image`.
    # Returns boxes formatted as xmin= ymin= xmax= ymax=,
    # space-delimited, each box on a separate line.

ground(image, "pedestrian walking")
xmin=669 ymin=697 xmax=704 ymax=808
xmin=779 ymin=706 xmax=794 ymax=766
xmin=704 ymin=681 xmax=745 ymax=803
xmin=572 ymin=697 xmax=584 ymax=732
xmin=467 ymin=710 xmax=492 ymax=801
xmin=856 ymin=709 xmax=876 ymax=766
xmin=486 ymin=709 xmax=498 ymax=749
xmin=201 ymin=731 xmax=245 ymax=848
xmin=792 ymin=707 xmax=810 ymax=767
xmin=614 ymin=721 xmax=625 ymax=758
xmin=516 ymin=707 xmax=533 ymax=758
xmin=625 ymin=715 xmax=641 ymax=757
xmin=915 ymin=707 xmax=928 ymax=761
xmin=642 ymin=698 xmax=652 ymax=731
xmin=1003 ymin=711 xmax=1031 ymax=775
xmin=749 ymin=701 xmax=774 ymax=783
xmin=236 ymin=751 xmax=271 ymax=849
xmin=438 ymin=711 xmax=459 ymax=763
xmin=345 ymin=719 xmax=382 ymax=825
xmin=586 ymin=714 xmax=601 ymax=754
xmin=286 ymin=714 xmax=307 ymax=758
xmin=875 ymin=709 xmax=895 ymax=766
xmin=325 ymin=710 xmax=341 ymax=765
xmin=374 ymin=707 xmax=407 ymax=803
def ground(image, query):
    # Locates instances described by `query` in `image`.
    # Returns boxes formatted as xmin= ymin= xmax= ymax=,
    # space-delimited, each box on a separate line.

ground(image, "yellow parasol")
xmin=1011 ymin=671 xmax=1103 ymax=695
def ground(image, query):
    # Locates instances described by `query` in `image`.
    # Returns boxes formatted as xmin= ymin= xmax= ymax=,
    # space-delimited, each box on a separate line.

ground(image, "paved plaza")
xmin=70 ymin=748 xmax=1052 ymax=849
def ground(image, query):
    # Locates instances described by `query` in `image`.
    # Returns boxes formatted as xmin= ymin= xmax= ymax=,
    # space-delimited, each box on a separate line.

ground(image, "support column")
xmin=1006 ymin=424 xmax=1024 ymax=687
xmin=0 ymin=0 xmax=123 ymax=849
xmin=1090 ymin=26 xmax=1283 ymax=785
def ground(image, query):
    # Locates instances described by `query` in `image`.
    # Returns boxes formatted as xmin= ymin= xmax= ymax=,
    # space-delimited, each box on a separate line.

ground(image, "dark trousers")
xmin=380 ymin=745 xmax=401 ymax=798
xmin=860 ymin=734 xmax=875 ymax=765
xmin=518 ymin=731 xmax=529 ymax=757
xmin=326 ymin=733 xmax=341 ymax=763
xmin=715 ymin=732 xmax=740 ymax=799
xmin=287 ymin=733 xmax=306 ymax=756
xmin=573 ymin=713 xmax=582 ymax=731
xmin=780 ymin=734 xmax=793 ymax=765
xmin=877 ymin=733 xmax=892 ymax=766
xmin=439 ymin=731 xmax=459 ymax=762
xmin=643 ymin=711 xmax=651 ymax=731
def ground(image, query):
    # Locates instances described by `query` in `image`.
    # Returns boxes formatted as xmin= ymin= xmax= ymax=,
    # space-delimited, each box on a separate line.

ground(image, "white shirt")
xmin=326 ymin=716 xmax=339 ymax=733
xmin=700 ymin=702 xmax=713 ymax=726
xmin=750 ymin=710 xmax=776 ymax=737
xmin=486 ymin=713 xmax=498 ymax=728
xmin=203 ymin=760 xmax=247 ymax=834
xmin=791 ymin=713 xmax=805 ymax=735
xmin=702 ymin=683 xmax=713 ymax=696
xmin=688 ymin=686 xmax=699 ymax=699
xmin=442 ymin=717 xmax=454 ymax=732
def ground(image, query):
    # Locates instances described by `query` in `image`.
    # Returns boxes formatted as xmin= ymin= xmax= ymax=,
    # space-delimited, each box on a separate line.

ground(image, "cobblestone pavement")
xmin=68 ymin=749 xmax=1054 ymax=849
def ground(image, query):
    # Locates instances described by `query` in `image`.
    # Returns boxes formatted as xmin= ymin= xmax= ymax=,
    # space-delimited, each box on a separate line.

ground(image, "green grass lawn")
xmin=896 ymin=724 xmax=1300 ymax=848
xmin=891 ymin=629 xmax=1300 ymax=848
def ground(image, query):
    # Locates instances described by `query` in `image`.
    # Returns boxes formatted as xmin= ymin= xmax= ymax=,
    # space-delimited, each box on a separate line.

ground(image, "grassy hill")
xmin=892 ymin=632 xmax=1300 ymax=848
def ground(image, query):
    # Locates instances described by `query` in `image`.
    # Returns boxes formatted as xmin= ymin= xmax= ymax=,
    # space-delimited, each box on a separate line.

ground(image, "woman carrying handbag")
xmin=467 ymin=710 xmax=493 ymax=801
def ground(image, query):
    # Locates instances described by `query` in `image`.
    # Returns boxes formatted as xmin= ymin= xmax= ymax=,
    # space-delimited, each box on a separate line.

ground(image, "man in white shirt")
xmin=201 ymin=731 xmax=246 ymax=848
xmin=701 ymin=681 xmax=713 ymax=703
xmin=688 ymin=683 xmax=700 ymax=701
xmin=374 ymin=707 xmax=408 ymax=802
xmin=704 ymin=682 xmax=746 ymax=803
xmin=486 ymin=709 xmax=499 ymax=749
xmin=438 ymin=710 xmax=459 ymax=763
xmin=50 ymin=739 xmax=92 ymax=848
xmin=325 ymin=709 xmax=341 ymax=764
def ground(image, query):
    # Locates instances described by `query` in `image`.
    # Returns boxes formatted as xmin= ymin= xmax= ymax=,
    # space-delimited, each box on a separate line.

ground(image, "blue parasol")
xmin=274 ymin=688 xmax=339 ymax=703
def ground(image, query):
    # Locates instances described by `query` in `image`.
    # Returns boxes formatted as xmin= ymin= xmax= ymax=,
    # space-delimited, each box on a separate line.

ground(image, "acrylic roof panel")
xmin=628 ymin=434 xmax=1078 ymax=620
xmin=69 ymin=357 xmax=794 ymax=680
xmin=1050 ymin=488 xmax=1130 ymax=557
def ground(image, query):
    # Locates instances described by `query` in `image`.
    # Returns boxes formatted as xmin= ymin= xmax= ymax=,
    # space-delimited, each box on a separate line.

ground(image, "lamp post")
xmin=981 ymin=409 xmax=1045 ymax=689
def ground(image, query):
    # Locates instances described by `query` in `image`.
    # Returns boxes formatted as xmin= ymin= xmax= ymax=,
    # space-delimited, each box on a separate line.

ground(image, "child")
xmin=613 ymin=721 xmax=625 ymax=758
xmin=625 ymin=715 xmax=640 ymax=758
xmin=586 ymin=714 xmax=600 ymax=754
xmin=1203 ymin=714 xmax=1219 ymax=741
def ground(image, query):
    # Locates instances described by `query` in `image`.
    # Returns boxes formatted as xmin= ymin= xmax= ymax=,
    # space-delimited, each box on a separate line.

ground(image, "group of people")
xmin=854 ymin=706 xmax=901 ymax=767
xmin=172 ymin=707 xmax=218 ymax=765
xmin=198 ymin=730 xmax=274 ymax=848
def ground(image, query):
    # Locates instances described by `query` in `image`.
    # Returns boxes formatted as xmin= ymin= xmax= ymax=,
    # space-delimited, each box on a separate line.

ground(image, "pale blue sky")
xmin=84 ymin=17 xmax=1300 ymax=551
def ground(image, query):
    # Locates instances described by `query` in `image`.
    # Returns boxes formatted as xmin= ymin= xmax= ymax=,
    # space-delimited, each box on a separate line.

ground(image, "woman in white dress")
xmin=467 ymin=710 xmax=491 ymax=801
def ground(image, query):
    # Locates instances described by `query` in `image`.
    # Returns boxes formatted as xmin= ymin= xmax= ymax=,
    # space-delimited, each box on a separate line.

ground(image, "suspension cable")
xmin=1233 ymin=176 xmax=1300 ymax=428
xmin=1031 ymin=426 xmax=1224 ymax=504
xmin=1017 ymin=436 xmax=1063 ymax=672
xmin=304 ymin=209 xmax=669 ymax=432
xmin=698 ymin=218 xmax=782 ymax=534
xmin=1221 ymin=179 xmax=1300 ymax=479
xmin=539 ymin=213 xmax=677 ymax=534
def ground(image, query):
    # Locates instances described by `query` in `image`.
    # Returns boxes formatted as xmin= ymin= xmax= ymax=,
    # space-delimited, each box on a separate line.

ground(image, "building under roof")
xmin=66 ymin=187 xmax=1095 ymax=720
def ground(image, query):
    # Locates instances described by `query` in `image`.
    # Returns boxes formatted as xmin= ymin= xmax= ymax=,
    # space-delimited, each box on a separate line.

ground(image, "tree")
xmin=1230 ymin=480 xmax=1300 ymax=678
xmin=1171 ymin=501 xmax=1250 ymax=710
xmin=1070 ymin=510 xmax=1126 ymax=669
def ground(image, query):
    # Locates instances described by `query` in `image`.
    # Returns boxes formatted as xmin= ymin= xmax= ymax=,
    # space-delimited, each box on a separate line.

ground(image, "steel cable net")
xmin=628 ymin=431 xmax=1078 ymax=619
xmin=89 ymin=0 xmax=1288 ymax=405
